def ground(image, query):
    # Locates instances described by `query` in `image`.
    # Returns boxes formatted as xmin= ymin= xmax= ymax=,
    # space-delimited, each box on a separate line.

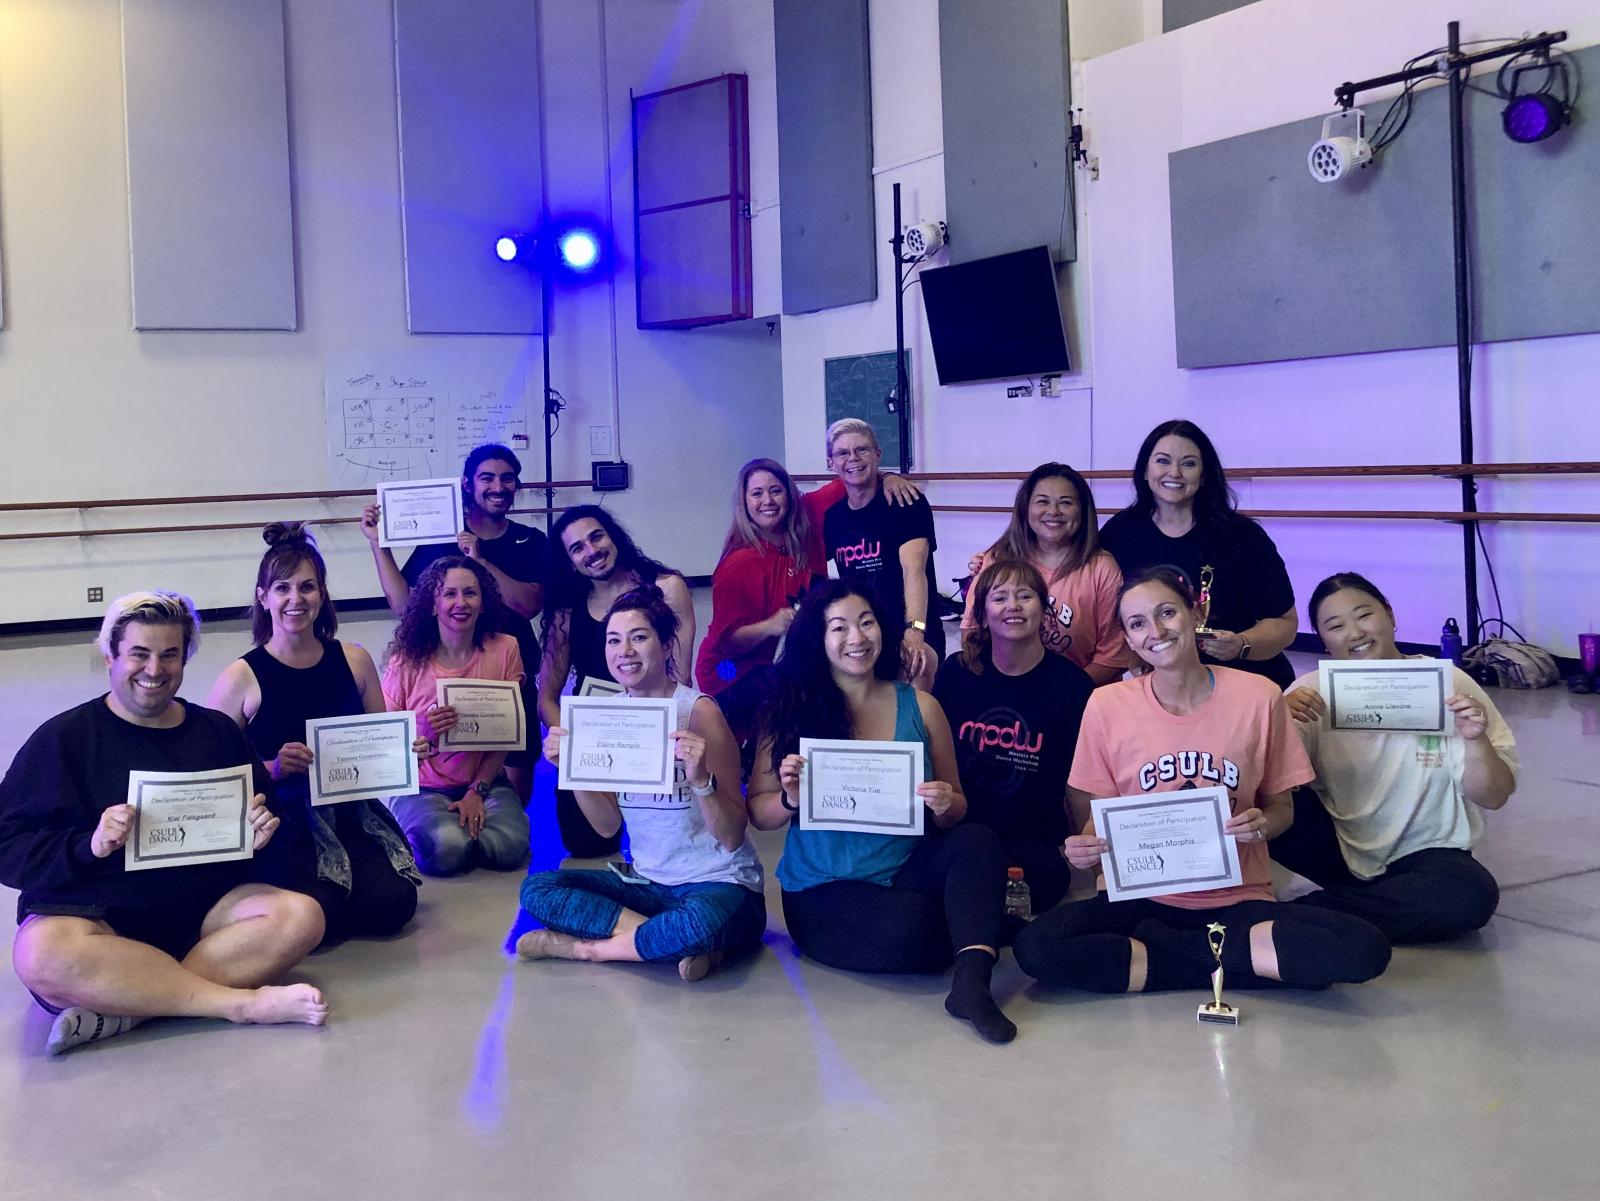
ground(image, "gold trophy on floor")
xmin=1197 ymin=921 xmax=1240 ymax=1025
xmin=1194 ymin=564 xmax=1216 ymax=637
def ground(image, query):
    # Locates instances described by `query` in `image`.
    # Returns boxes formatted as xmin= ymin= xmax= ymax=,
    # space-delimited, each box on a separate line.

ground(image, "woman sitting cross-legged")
xmin=1271 ymin=572 xmax=1514 ymax=943
xmin=748 ymin=580 xmax=1017 ymax=1044
xmin=1013 ymin=567 xmax=1391 ymax=997
xmin=518 ymin=588 xmax=766 ymax=982
xmin=381 ymin=557 xmax=530 ymax=876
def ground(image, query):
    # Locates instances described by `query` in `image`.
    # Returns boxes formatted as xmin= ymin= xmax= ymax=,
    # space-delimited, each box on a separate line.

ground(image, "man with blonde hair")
xmin=0 ymin=592 xmax=328 ymax=1055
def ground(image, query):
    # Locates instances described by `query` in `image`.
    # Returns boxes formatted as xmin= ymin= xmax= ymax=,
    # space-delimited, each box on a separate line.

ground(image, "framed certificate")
xmin=1318 ymin=657 xmax=1450 ymax=734
xmin=558 ymin=695 xmax=676 ymax=793
xmin=1091 ymin=787 xmax=1243 ymax=902
xmin=306 ymin=712 xmax=419 ymax=805
xmin=437 ymin=678 xmax=526 ymax=751
xmin=377 ymin=477 xmax=463 ymax=548
xmin=797 ymin=738 xmax=925 ymax=836
xmin=577 ymin=676 xmax=624 ymax=698
xmin=125 ymin=764 xmax=254 ymax=872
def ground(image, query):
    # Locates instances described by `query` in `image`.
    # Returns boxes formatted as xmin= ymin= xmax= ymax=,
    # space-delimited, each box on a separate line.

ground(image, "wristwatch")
xmin=472 ymin=781 xmax=492 ymax=799
xmin=1238 ymin=637 xmax=1252 ymax=661
xmin=905 ymin=619 xmax=928 ymax=633
xmin=689 ymin=772 xmax=717 ymax=797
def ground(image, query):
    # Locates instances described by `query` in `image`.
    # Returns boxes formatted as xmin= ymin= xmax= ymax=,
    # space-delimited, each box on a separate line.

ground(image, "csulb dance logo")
xmin=835 ymin=538 xmax=882 ymax=571
xmin=1137 ymin=750 xmax=1240 ymax=792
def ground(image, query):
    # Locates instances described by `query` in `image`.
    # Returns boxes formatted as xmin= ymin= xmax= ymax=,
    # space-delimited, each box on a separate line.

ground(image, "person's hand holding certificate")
xmin=436 ymin=679 xmax=526 ymax=751
xmin=1318 ymin=657 xmax=1450 ymax=734
xmin=124 ymin=765 xmax=258 ymax=872
xmin=795 ymin=739 xmax=926 ymax=835
xmin=558 ymin=695 xmax=676 ymax=793
xmin=377 ymin=477 xmax=464 ymax=548
xmin=306 ymin=712 xmax=419 ymax=805
xmin=1089 ymin=788 xmax=1243 ymax=902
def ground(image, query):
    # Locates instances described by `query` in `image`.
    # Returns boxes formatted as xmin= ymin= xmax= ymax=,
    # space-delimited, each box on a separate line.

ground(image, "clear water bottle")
xmin=1441 ymin=617 xmax=1464 ymax=666
xmin=1004 ymin=867 xmax=1033 ymax=921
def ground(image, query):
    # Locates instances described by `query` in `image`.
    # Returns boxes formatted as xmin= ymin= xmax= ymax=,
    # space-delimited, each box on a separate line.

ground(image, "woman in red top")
xmin=1013 ymin=567 xmax=1390 ymax=996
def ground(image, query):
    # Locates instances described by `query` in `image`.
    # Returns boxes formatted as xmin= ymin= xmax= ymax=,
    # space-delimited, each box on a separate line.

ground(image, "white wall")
xmin=0 ymin=0 xmax=782 ymax=627
xmin=779 ymin=0 xmax=1600 ymax=654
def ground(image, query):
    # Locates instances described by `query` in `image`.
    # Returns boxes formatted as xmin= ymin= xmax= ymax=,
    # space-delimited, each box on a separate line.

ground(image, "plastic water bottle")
xmin=1004 ymin=867 xmax=1033 ymax=921
xmin=1441 ymin=618 xmax=1464 ymax=667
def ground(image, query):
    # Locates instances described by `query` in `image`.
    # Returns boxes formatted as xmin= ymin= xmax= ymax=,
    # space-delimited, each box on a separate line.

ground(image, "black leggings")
xmin=1014 ymin=893 xmax=1391 ymax=993
xmin=1271 ymin=787 xmax=1500 ymax=943
xmin=780 ymin=823 xmax=1006 ymax=974
xmin=305 ymin=807 xmax=419 ymax=943
xmin=555 ymin=788 xmax=624 ymax=859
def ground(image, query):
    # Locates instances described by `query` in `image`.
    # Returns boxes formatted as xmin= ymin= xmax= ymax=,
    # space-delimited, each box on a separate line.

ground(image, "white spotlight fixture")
xmin=902 ymin=220 xmax=948 ymax=259
xmin=1308 ymin=108 xmax=1374 ymax=183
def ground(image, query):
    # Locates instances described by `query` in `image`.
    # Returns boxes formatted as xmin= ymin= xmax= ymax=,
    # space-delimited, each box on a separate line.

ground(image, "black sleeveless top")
xmin=568 ymin=600 xmax=614 ymax=690
xmin=243 ymin=639 xmax=364 ymax=806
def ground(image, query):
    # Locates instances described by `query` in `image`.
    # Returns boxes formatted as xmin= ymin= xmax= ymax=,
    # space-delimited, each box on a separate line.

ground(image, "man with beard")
xmin=362 ymin=443 xmax=547 ymax=799
xmin=537 ymin=506 xmax=695 ymax=857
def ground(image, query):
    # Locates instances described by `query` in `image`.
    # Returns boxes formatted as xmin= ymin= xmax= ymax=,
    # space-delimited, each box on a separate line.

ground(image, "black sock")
xmin=945 ymin=949 xmax=1017 ymax=1044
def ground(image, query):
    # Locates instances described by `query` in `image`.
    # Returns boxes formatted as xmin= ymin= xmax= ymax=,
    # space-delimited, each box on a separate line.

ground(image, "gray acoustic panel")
xmin=939 ymin=0 xmax=1075 ymax=264
xmin=1170 ymin=43 xmax=1600 ymax=368
xmin=774 ymin=0 xmax=876 ymax=315
xmin=122 ymin=0 xmax=296 ymax=331
xmin=1164 ymin=0 xmax=1262 ymax=33
xmin=394 ymin=0 xmax=543 ymax=335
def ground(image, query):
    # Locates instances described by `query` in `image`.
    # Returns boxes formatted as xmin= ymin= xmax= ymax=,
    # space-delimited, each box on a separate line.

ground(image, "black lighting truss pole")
xmin=1334 ymin=22 xmax=1566 ymax=644
xmin=541 ymin=268 xmax=556 ymax=536
xmin=890 ymin=182 xmax=913 ymax=475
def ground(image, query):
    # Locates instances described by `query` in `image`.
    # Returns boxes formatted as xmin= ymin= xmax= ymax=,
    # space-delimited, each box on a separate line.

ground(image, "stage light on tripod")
xmin=557 ymin=229 xmax=601 ymax=272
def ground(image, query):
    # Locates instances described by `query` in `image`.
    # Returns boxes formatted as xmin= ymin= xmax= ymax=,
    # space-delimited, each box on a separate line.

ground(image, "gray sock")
xmin=46 ymin=1007 xmax=145 ymax=1056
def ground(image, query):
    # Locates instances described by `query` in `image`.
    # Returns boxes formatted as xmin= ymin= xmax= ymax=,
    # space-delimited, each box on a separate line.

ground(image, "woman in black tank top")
xmin=208 ymin=524 xmax=420 ymax=942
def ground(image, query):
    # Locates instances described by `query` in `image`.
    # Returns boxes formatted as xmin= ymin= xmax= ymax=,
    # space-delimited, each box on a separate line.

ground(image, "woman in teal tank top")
xmin=749 ymin=581 xmax=1017 ymax=1044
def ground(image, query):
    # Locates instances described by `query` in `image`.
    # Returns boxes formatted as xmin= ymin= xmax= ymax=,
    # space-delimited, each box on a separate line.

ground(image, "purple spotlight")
xmin=1501 ymin=93 xmax=1566 ymax=144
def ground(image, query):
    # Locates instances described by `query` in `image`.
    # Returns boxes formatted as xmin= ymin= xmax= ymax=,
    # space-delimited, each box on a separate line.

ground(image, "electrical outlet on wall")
xmin=87 ymin=587 xmax=103 ymax=603
xmin=1006 ymin=384 xmax=1033 ymax=398
xmin=1040 ymin=374 xmax=1060 ymax=397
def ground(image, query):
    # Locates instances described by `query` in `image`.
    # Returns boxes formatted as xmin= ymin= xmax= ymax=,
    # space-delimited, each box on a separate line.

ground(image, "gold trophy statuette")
xmin=1197 ymin=921 xmax=1240 ymax=1026
xmin=1194 ymin=564 xmax=1216 ymax=636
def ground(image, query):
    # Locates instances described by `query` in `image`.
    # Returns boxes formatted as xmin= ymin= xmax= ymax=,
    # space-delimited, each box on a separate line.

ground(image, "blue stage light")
xmin=558 ymin=229 xmax=600 ymax=272
xmin=1501 ymin=92 xmax=1566 ymax=143
xmin=495 ymin=236 xmax=520 ymax=262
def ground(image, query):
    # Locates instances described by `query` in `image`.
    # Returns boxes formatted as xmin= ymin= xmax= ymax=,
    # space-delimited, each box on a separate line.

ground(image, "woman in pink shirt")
xmin=1014 ymin=567 xmax=1390 ymax=995
xmin=960 ymin=463 xmax=1124 ymax=685
xmin=382 ymin=557 xmax=530 ymax=876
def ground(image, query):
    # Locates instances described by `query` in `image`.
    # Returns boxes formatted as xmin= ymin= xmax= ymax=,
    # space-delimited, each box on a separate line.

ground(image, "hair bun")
xmin=262 ymin=520 xmax=313 ymax=548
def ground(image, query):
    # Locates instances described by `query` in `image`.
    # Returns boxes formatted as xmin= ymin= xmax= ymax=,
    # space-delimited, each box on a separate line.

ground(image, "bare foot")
xmin=516 ymin=929 xmax=580 ymax=962
xmin=236 ymin=983 xmax=328 ymax=1026
xmin=678 ymin=950 xmax=723 ymax=982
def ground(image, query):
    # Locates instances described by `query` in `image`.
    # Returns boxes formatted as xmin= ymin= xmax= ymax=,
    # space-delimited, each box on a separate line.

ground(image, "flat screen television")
xmin=919 ymin=245 xmax=1071 ymax=385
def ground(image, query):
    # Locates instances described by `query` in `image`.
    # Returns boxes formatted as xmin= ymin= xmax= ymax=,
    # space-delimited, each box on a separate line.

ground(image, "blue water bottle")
xmin=1440 ymin=617 xmax=1464 ymax=666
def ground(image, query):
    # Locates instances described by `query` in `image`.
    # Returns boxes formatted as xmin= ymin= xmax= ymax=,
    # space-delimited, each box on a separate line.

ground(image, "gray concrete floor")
xmin=1 ymin=615 xmax=1597 ymax=1200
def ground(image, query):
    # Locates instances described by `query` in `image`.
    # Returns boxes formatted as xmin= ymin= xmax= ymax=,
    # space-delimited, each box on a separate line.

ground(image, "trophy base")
xmin=1197 ymin=1002 xmax=1240 ymax=1026
xmin=1193 ymin=625 xmax=1215 ymax=638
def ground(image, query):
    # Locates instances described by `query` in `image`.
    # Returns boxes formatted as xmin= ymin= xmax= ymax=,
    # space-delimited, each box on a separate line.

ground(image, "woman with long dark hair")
xmin=208 ymin=524 xmax=420 ymax=940
xmin=960 ymin=462 xmax=1124 ymax=685
xmin=1013 ymin=567 xmax=1390 ymax=997
xmin=520 ymin=588 xmax=765 ymax=981
xmin=1272 ymin=572 xmax=1514 ymax=942
xmin=1098 ymin=420 xmax=1298 ymax=690
xmin=382 ymin=556 xmax=529 ymax=876
xmin=935 ymin=560 xmax=1094 ymax=914
xmin=748 ymin=580 xmax=1017 ymax=1043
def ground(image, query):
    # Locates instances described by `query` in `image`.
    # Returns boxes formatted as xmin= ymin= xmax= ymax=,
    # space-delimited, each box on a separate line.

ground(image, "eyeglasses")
xmin=831 ymin=446 xmax=877 ymax=462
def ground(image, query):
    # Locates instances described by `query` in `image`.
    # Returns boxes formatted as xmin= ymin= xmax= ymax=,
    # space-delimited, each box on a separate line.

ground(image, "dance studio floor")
xmin=1 ymin=613 xmax=1597 ymax=1200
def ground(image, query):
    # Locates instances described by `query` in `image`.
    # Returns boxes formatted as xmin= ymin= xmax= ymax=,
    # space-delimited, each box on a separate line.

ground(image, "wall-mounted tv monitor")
xmin=919 ymin=245 xmax=1071 ymax=385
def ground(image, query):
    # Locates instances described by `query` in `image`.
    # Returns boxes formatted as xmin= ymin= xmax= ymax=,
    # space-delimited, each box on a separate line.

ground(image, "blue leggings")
xmin=520 ymin=869 xmax=767 ymax=962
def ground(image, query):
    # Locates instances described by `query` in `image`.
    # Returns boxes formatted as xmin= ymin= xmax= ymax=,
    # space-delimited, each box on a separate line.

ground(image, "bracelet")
xmin=689 ymin=772 xmax=717 ymax=797
xmin=1239 ymin=637 xmax=1252 ymax=661
xmin=780 ymin=794 xmax=799 ymax=813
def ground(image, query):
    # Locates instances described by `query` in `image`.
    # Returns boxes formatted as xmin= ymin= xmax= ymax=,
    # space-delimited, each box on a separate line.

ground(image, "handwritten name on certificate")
xmin=1319 ymin=657 xmax=1449 ymax=734
xmin=437 ymin=678 xmax=526 ymax=751
xmin=798 ymin=739 xmax=925 ymax=836
xmin=125 ymin=765 xmax=254 ymax=872
xmin=307 ymin=712 xmax=418 ymax=805
xmin=378 ymin=477 xmax=463 ymax=548
xmin=1091 ymin=787 xmax=1242 ymax=902
xmin=558 ymin=695 xmax=676 ymax=793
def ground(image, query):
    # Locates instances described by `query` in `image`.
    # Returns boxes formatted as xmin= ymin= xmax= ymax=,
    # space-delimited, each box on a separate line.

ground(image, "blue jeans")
xmin=387 ymin=780 xmax=529 ymax=877
xmin=520 ymin=869 xmax=767 ymax=962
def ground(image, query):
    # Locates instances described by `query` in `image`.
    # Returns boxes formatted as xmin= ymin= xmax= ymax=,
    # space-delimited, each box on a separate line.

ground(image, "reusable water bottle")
xmin=1441 ymin=618 xmax=1464 ymax=666
xmin=1004 ymin=867 xmax=1033 ymax=922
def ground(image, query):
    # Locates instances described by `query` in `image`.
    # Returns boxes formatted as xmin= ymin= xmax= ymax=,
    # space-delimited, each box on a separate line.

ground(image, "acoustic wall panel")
xmin=394 ymin=0 xmax=543 ymax=335
xmin=122 ymin=0 xmax=296 ymax=331
xmin=774 ymin=0 xmax=876 ymax=315
xmin=1169 ymin=42 xmax=1600 ymax=368
xmin=1163 ymin=1 xmax=1262 ymax=33
xmin=939 ymin=0 xmax=1075 ymax=265
xmin=633 ymin=75 xmax=752 ymax=328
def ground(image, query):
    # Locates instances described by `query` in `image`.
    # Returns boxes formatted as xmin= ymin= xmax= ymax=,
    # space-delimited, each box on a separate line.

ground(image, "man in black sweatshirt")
xmin=0 ymin=592 xmax=329 ymax=1055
